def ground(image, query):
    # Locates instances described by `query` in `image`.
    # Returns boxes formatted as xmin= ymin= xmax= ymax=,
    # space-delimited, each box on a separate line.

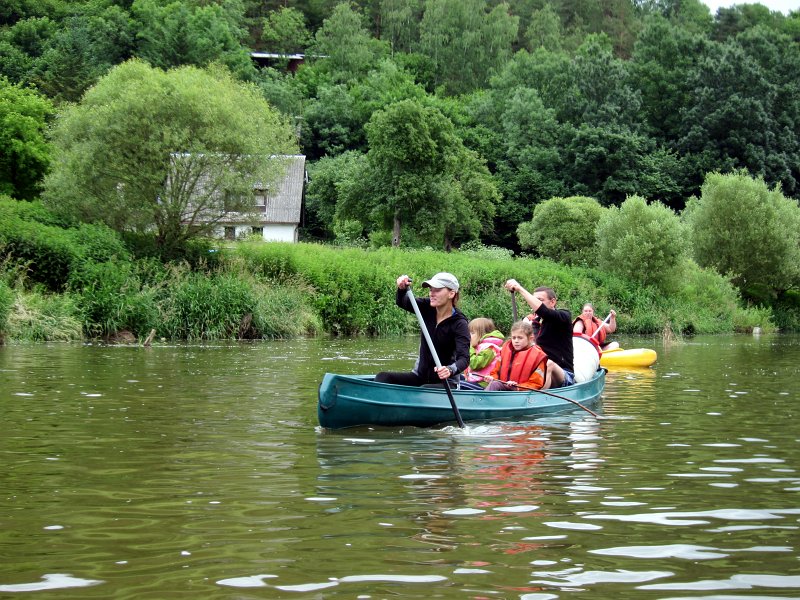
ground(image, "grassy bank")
xmin=233 ymin=242 xmax=773 ymax=338
xmin=0 ymin=233 xmax=777 ymax=342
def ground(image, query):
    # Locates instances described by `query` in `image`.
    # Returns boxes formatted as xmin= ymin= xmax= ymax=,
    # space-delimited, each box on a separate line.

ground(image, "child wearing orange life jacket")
xmin=485 ymin=320 xmax=549 ymax=391
xmin=464 ymin=318 xmax=505 ymax=388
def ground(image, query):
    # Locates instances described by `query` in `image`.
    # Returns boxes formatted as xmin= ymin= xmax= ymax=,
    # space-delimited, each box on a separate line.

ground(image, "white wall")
xmin=262 ymin=224 xmax=297 ymax=242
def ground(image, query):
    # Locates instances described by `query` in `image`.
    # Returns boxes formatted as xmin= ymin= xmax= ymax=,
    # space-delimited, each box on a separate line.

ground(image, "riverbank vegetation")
xmin=1 ymin=1 xmax=799 ymax=340
xmin=0 ymin=196 xmax=780 ymax=342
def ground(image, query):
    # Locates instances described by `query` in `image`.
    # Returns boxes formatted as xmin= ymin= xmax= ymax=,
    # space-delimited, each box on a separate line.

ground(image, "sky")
xmin=702 ymin=0 xmax=799 ymax=14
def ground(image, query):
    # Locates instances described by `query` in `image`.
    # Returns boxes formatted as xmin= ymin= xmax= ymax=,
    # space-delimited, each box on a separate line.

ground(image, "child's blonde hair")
xmin=510 ymin=320 xmax=534 ymax=337
xmin=468 ymin=317 xmax=496 ymax=338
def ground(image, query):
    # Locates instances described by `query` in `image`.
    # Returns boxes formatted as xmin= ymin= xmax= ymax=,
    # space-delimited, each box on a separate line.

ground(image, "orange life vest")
xmin=491 ymin=341 xmax=548 ymax=390
xmin=573 ymin=314 xmax=606 ymax=344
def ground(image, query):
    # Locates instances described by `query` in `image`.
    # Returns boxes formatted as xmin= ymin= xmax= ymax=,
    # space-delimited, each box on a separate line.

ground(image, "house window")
xmin=224 ymin=226 xmax=236 ymax=240
xmin=251 ymin=227 xmax=263 ymax=237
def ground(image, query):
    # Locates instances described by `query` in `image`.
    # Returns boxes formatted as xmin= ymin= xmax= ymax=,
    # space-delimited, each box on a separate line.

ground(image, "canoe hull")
xmin=599 ymin=348 xmax=657 ymax=368
xmin=318 ymin=369 xmax=606 ymax=429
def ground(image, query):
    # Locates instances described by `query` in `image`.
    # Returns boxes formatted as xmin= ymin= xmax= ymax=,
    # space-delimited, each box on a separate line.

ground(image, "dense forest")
xmin=1 ymin=0 xmax=800 ymax=338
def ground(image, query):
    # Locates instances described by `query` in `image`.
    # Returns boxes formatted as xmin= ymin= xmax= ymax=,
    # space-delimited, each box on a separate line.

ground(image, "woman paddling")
xmin=375 ymin=273 xmax=470 ymax=387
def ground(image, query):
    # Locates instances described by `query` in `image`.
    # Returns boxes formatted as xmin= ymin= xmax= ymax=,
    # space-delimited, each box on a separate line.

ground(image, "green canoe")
xmin=317 ymin=369 xmax=606 ymax=429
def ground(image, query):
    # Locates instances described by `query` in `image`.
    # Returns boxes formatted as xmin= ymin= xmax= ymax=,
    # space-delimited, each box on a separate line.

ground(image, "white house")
xmin=208 ymin=154 xmax=306 ymax=243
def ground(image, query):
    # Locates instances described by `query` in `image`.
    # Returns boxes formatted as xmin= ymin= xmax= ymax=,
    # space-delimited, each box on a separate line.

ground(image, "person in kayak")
xmin=483 ymin=320 xmax=560 ymax=391
xmin=375 ymin=273 xmax=470 ymax=387
xmin=504 ymin=279 xmax=574 ymax=387
xmin=573 ymin=303 xmax=619 ymax=351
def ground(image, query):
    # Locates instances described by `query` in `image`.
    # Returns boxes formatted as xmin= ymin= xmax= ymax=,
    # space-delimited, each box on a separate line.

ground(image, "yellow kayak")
xmin=599 ymin=347 xmax=657 ymax=368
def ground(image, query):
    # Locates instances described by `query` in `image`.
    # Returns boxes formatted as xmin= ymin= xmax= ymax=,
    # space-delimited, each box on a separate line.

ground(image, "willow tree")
xmin=44 ymin=60 xmax=297 ymax=255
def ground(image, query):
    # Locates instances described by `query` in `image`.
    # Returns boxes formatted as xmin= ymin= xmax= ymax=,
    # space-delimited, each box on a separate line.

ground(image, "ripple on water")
xmin=0 ymin=574 xmax=103 ymax=592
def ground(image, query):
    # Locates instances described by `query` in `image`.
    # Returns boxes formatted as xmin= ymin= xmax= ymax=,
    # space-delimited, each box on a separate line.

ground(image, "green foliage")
xmin=131 ymin=0 xmax=254 ymax=77
xmin=418 ymin=0 xmax=519 ymax=95
xmin=306 ymin=2 xmax=388 ymax=83
xmin=5 ymin=288 xmax=83 ymax=342
xmin=70 ymin=259 xmax=161 ymax=338
xmin=261 ymin=6 xmax=311 ymax=53
xmin=233 ymin=242 xmax=766 ymax=336
xmin=596 ymin=195 xmax=689 ymax=291
xmin=335 ymin=98 xmax=497 ymax=249
xmin=44 ymin=60 xmax=297 ymax=253
xmin=684 ymin=171 xmax=800 ymax=293
xmin=0 ymin=208 xmax=79 ymax=291
xmin=517 ymin=196 xmax=604 ymax=266
xmin=0 ymin=279 xmax=12 ymax=336
xmin=0 ymin=76 xmax=53 ymax=199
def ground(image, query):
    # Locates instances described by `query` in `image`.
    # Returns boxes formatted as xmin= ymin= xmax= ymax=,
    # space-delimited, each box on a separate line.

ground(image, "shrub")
xmin=517 ymin=196 xmax=604 ymax=266
xmin=71 ymin=259 xmax=161 ymax=338
xmin=596 ymin=195 xmax=689 ymax=291
xmin=5 ymin=289 xmax=83 ymax=341
xmin=684 ymin=171 xmax=800 ymax=294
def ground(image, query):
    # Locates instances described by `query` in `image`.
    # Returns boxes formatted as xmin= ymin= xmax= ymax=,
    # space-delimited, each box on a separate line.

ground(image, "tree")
xmin=677 ymin=38 xmax=799 ymax=196
xmin=306 ymin=2 xmax=388 ymax=83
xmin=261 ymin=6 xmax=311 ymax=54
xmin=0 ymin=76 xmax=53 ymax=199
xmin=596 ymin=195 xmax=689 ymax=290
xmin=43 ymin=60 xmax=297 ymax=255
xmin=517 ymin=196 xmax=604 ymax=266
xmin=417 ymin=0 xmax=518 ymax=95
xmin=131 ymin=0 xmax=255 ymax=78
xmin=337 ymin=98 xmax=497 ymax=248
xmin=684 ymin=171 xmax=800 ymax=296
xmin=525 ymin=4 xmax=563 ymax=51
xmin=380 ymin=0 xmax=422 ymax=53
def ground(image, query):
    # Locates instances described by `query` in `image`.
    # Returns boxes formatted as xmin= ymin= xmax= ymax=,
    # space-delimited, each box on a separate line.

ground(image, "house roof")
xmin=263 ymin=155 xmax=305 ymax=224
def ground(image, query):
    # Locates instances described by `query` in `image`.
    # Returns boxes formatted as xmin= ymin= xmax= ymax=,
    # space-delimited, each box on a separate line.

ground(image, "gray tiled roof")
xmin=263 ymin=155 xmax=305 ymax=224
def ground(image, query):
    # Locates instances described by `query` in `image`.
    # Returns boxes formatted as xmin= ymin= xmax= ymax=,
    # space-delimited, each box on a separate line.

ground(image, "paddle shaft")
xmin=511 ymin=291 xmax=518 ymax=322
xmin=589 ymin=312 xmax=613 ymax=340
xmin=405 ymin=286 xmax=465 ymax=428
xmin=479 ymin=375 xmax=602 ymax=419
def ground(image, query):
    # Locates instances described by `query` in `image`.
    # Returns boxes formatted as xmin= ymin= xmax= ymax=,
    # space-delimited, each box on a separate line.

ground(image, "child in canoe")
xmin=463 ymin=318 xmax=505 ymax=388
xmin=484 ymin=320 xmax=562 ymax=391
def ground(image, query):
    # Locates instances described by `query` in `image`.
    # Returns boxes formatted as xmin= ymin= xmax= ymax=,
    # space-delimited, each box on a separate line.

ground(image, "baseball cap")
xmin=422 ymin=272 xmax=460 ymax=292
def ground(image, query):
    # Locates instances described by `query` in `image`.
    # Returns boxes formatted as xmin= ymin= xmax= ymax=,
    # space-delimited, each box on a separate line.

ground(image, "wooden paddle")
xmin=405 ymin=286 xmax=465 ymax=428
xmin=478 ymin=375 xmax=602 ymax=419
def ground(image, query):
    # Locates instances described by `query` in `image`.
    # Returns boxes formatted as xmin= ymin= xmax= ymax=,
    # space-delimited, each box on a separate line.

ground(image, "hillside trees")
xmin=0 ymin=77 xmax=53 ymax=199
xmin=131 ymin=0 xmax=255 ymax=78
xmin=43 ymin=60 xmax=297 ymax=257
xmin=418 ymin=0 xmax=519 ymax=95
xmin=335 ymin=99 xmax=497 ymax=249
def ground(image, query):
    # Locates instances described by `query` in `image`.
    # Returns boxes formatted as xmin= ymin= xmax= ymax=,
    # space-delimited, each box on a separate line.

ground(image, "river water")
xmin=1 ymin=334 xmax=798 ymax=599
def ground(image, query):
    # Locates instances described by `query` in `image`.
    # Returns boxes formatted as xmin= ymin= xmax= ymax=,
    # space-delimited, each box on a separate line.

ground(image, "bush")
xmin=517 ymin=196 xmax=604 ymax=266
xmin=71 ymin=259 xmax=162 ymax=338
xmin=5 ymin=289 xmax=83 ymax=341
xmin=684 ymin=171 xmax=800 ymax=294
xmin=596 ymin=195 xmax=689 ymax=291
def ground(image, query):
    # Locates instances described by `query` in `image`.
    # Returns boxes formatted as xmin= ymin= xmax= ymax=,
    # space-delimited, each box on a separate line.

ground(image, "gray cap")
xmin=422 ymin=272 xmax=460 ymax=292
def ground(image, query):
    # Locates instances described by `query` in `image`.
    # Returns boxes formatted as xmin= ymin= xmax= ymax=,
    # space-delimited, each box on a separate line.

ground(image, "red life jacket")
xmin=573 ymin=314 xmax=606 ymax=344
xmin=492 ymin=341 xmax=548 ymax=390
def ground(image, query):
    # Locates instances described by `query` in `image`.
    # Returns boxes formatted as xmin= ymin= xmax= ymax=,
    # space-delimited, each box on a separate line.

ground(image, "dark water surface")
xmin=1 ymin=334 xmax=798 ymax=599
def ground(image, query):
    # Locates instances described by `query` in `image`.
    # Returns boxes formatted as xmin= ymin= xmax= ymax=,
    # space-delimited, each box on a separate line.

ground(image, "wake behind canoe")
xmin=318 ymin=369 xmax=606 ymax=429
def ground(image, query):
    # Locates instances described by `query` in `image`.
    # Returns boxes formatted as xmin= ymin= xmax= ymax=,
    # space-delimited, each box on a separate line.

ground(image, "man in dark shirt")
xmin=504 ymin=279 xmax=575 ymax=387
